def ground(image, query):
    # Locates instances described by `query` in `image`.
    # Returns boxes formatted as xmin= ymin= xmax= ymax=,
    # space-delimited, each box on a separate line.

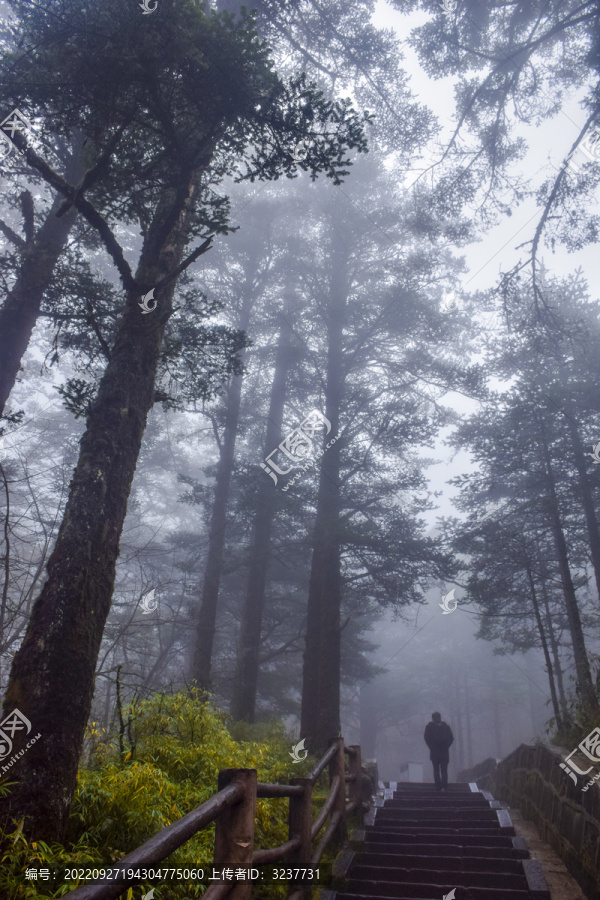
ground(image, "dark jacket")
xmin=424 ymin=720 xmax=454 ymax=763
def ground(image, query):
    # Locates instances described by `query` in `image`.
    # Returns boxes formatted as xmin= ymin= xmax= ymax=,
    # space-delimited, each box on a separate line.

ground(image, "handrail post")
xmin=329 ymin=736 xmax=347 ymax=839
xmin=212 ymin=768 xmax=257 ymax=899
xmin=287 ymin=777 xmax=312 ymax=897
xmin=348 ymin=745 xmax=362 ymax=809
xmin=288 ymin=777 xmax=312 ymax=865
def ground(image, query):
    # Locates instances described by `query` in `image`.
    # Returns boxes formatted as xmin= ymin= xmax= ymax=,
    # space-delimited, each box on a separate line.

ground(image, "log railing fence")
xmin=65 ymin=737 xmax=364 ymax=899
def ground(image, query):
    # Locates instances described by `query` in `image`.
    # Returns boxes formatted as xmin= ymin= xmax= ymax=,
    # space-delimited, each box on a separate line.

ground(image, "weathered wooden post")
xmin=329 ymin=736 xmax=347 ymax=839
xmin=287 ymin=777 xmax=312 ymax=898
xmin=212 ymin=768 xmax=257 ymax=900
xmin=347 ymin=745 xmax=362 ymax=809
xmin=288 ymin=778 xmax=313 ymax=866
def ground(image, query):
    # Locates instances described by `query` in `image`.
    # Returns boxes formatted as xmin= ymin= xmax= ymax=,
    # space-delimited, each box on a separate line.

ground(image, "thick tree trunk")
xmin=546 ymin=505 xmax=596 ymax=706
xmin=463 ymin=672 xmax=473 ymax=768
xmin=564 ymin=413 xmax=600 ymax=603
xmin=539 ymin=423 xmax=598 ymax=710
xmin=451 ymin=672 xmax=464 ymax=772
xmin=484 ymin=654 xmax=503 ymax=758
xmin=525 ymin=563 xmax=562 ymax=728
xmin=230 ymin=313 xmax=293 ymax=722
xmin=359 ymin=682 xmax=378 ymax=759
xmin=314 ymin=508 xmax=343 ymax=749
xmin=300 ymin=240 xmax=345 ymax=752
xmin=492 ymin=697 xmax=503 ymax=758
xmin=526 ymin=652 xmax=543 ymax=736
xmin=0 ymin=171 xmax=203 ymax=841
xmin=0 ymin=152 xmax=84 ymax=417
xmin=301 ymin=450 xmax=342 ymax=751
xmin=190 ymin=298 xmax=252 ymax=690
xmin=538 ymin=565 xmax=570 ymax=725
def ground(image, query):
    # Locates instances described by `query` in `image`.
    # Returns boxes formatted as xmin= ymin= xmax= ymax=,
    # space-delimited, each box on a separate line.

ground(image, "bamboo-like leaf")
xmin=12 ymin=819 xmax=24 ymax=845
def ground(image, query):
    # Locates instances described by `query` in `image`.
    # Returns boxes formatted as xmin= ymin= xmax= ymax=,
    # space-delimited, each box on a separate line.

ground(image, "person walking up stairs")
xmin=424 ymin=712 xmax=454 ymax=792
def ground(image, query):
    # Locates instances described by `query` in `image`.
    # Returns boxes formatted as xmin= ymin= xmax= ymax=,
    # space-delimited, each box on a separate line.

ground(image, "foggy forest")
xmin=0 ymin=0 xmax=600 ymax=898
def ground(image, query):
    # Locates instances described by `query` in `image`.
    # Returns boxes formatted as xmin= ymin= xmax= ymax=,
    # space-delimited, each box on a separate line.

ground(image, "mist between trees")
xmin=0 ymin=0 xmax=599 ymax=864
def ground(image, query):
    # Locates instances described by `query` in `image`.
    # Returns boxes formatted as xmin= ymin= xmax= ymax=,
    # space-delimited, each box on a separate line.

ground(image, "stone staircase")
xmin=323 ymin=780 xmax=551 ymax=900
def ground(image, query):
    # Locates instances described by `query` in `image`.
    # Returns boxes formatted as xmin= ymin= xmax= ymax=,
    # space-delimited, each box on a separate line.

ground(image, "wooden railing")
xmin=65 ymin=737 xmax=365 ymax=899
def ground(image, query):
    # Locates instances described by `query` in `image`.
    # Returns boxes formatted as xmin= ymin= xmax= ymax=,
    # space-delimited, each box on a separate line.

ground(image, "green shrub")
xmin=0 ymin=691 xmax=321 ymax=899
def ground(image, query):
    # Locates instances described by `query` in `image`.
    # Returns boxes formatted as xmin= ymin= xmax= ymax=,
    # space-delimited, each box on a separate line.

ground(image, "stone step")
xmin=329 ymin=890 xmax=536 ymax=900
xmin=370 ymin=810 xmax=515 ymax=837
xmin=376 ymin=808 xmax=499 ymax=820
xmin=381 ymin=782 xmax=472 ymax=792
xmin=331 ymin=783 xmax=549 ymax=900
xmin=383 ymin=798 xmax=492 ymax=807
xmin=364 ymin=827 xmax=519 ymax=848
xmin=360 ymin=840 xmax=529 ymax=859
xmin=353 ymin=851 xmax=525 ymax=873
xmin=348 ymin=865 xmax=529 ymax=889
xmin=367 ymin=825 xmax=512 ymax=837
xmin=375 ymin=808 xmax=491 ymax=818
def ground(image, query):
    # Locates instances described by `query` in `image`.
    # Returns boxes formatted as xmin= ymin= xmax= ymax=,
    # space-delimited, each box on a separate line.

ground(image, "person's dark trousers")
xmin=432 ymin=761 xmax=448 ymax=790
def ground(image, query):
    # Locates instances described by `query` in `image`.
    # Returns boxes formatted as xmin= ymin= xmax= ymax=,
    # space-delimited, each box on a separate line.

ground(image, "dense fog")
xmin=0 ymin=0 xmax=599 ymax=895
